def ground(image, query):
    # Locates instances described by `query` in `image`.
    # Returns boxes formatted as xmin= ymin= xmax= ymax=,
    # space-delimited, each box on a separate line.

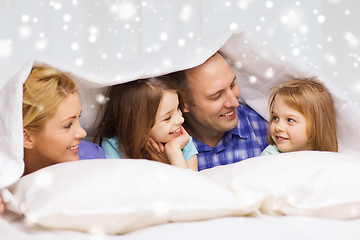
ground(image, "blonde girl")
xmin=261 ymin=77 xmax=337 ymax=155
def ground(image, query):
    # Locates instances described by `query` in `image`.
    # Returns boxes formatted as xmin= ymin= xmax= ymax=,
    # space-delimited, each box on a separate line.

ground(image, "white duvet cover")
xmin=1 ymin=30 xmax=360 ymax=239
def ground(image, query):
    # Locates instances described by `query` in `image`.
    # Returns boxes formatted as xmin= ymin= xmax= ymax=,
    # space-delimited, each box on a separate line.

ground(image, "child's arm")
xmin=186 ymin=155 xmax=198 ymax=171
xmin=146 ymin=127 xmax=198 ymax=171
xmin=0 ymin=196 xmax=4 ymax=218
xmin=164 ymin=126 xmax=197 ymax=170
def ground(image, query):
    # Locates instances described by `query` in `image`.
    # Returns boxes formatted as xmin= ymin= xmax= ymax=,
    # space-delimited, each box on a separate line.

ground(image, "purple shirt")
xmin=78 ymin=140 xmax=106 ymax=160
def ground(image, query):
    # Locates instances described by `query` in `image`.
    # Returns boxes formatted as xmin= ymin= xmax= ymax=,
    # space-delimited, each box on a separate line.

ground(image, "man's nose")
xmin=224 ymin=91 xmax=240 ymax=108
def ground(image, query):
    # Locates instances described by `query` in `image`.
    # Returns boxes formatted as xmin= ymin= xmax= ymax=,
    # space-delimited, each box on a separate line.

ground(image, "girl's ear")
xmin=23 ymin=128 xmax=34 ymax=149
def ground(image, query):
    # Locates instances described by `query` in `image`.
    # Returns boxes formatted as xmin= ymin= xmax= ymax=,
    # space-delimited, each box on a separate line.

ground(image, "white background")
xmin=0 ymin=0 xmax=359 ymax=105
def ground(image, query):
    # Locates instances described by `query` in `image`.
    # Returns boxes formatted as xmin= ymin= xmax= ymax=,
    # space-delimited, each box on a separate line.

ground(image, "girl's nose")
xmin=175 ymin=110 xmax=184 ymax=125
xmin=275 ymin=122 xmax=285 ymax=132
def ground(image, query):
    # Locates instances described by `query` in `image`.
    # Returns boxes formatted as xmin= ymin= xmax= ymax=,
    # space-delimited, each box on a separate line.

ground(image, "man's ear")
xmin=23 ymin=128 xmax=34 ymax=149
xmin=183 ymin=102 xmax=190 ymax=113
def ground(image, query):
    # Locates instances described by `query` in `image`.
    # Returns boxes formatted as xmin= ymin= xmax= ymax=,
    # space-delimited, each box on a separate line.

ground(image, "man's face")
xmin=184 ymin=53 xmax=240 ymax=139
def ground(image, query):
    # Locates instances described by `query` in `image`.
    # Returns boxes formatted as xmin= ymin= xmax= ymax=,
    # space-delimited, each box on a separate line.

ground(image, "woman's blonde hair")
xmin=268 ymin=77 xmax=338 ymax=152
xmin=95 ymin=76 xmax=180 ymax=159
xmin=23 ymin=67 xmax=78 ymax=133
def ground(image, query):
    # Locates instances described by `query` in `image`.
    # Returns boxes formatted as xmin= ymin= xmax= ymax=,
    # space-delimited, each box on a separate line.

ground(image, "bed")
xmin=1 ymin=31 xmax=360 ymax=239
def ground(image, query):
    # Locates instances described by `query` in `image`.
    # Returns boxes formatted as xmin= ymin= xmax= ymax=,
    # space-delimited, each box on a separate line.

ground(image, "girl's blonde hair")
xmin=268 ymin=77 xmax=338 ymax=152
xmin=23 ymin=67 xmax=78 ymax=133
xmin=95 ymin=76 xmax=180 ymax=159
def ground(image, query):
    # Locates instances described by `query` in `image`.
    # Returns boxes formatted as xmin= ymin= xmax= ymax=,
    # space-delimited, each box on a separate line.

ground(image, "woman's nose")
xmin=75 ymin=124 xmax=87 ymax=139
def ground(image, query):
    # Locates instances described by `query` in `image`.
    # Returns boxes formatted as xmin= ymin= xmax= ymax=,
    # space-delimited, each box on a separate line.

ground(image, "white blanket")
xmin=1 ymin=30 xmax=360 ymax=235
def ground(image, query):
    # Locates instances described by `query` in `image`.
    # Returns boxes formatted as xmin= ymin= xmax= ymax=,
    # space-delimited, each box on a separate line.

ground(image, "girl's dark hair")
xmin=95 ymin=76 xmax=179 ymax=159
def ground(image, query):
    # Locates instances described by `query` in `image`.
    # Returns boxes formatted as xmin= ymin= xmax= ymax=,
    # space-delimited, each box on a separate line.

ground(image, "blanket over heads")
xmin=1 ymin=31 xmax=360 ymax=232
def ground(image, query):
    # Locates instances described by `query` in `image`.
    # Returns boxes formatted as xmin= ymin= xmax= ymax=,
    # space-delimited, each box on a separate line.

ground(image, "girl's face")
xmin=149 ymin=91 xmax=184 ymax=143
xmin=269 ymin=95 xmax=314 ymax=152
xmin=28 ymin=93 xmax=87 ymax=165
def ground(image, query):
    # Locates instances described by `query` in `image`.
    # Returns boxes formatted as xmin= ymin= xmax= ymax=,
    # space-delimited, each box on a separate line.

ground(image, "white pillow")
xmin=201 ymin=151 xmax=360 ymax=219
xmin=9 ymin=159 xmax=243 ymax=234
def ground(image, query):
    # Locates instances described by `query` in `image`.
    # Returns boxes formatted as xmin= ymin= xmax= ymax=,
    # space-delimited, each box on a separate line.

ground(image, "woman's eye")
xmin=210 ymin=94 xmax=221 ymax=100
xmin=64 ymin=123 xmax=73 ymax=129
xmin=164 ymin=116 xmax=171 ymax=121
xmin=288 ymin=118 xmax=295 ymax=123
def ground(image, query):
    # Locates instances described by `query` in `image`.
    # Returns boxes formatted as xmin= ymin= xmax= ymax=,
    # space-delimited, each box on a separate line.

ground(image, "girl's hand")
xmin=165 ymin=126 xmax=190 ymax=151
xmin=145 ymin=137 xmax=170 ymax=164
xmin=0 ymin=196 xmax=4 ymax=218
xmin=163 ymin=126 xmax=190 ymax=168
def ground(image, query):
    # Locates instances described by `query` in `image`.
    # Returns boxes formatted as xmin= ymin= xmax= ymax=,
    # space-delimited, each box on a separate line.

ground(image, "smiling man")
xmin=168 ymin=52 xmax=269 ymax=170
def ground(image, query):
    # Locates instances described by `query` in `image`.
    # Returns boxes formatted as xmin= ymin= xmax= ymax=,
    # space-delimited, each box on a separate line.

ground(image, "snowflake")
xmin=265 ymin=68 xmax=275 ymax=78
xmin=343 ymin=32 xmax=359 ymax=48
xmin=265 ymin=1 xmax=274 ymax=9
xmin=177 ymin=38 xmax=186 ymax=47
xmin=179 ymin=5 xmax=192 ymax=21
xmin=19 ymin=25 xmax=31 ymax=38
xmin=75 ymin=58 xmax=84 ymax=67
xmin=249 ymin=76 xmax=257 ymax=84
xmin=110 ymin=2 xmax=137 ymax=20
xmin=317 ymin=15 xmax=326 ymax=23
xmin=237 ymin=0 xmax=253 ymax=10
xmin=324 ymin=53 xmax=337 ymax=65
xmin=229 ymin=22 xmax=238 ymax=31
xmin=71 ymin=42 xmax=79 ymax=50
xmin=0 ymin=39 xmax=12 ymax=58
xmin=35 ymin=38 xmax=48 ymax=51
xmin=21 ymin=14 xmax=30 ymax=23
xmin=63 ymin=14 xmax=71 ymax=22
xmin=160 ymin=33 xmax=168 ymax=41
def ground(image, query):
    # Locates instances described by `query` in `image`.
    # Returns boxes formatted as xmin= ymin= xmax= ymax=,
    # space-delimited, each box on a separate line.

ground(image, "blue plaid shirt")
xmin=193 ymin=103 xmax=268 ymax=171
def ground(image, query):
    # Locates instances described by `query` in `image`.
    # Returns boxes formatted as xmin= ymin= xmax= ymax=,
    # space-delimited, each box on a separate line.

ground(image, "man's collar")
xmin=227 ymin=105 xmax=251 ymax=140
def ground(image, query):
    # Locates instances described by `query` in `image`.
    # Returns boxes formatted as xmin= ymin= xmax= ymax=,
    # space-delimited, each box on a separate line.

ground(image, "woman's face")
xmin=27 ymin=93 xmax=87 ymax=166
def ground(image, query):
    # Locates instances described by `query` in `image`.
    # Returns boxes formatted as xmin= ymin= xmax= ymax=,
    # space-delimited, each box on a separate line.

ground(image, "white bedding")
xmin=3 ymin=215 xmax=360 ymax=240
xmin=1 ymin=30 xmax=360 ymax=239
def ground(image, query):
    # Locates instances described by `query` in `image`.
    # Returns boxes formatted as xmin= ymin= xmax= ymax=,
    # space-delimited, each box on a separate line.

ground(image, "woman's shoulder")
xmin=78 ymin=140 xmax=106 ymax=159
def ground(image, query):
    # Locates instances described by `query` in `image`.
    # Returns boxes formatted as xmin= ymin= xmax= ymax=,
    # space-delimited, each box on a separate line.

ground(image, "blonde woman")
xmin=22 ymin=67 xmax=105 ymax=174
xmin=1 ymin=67 xmax=106 ymax=217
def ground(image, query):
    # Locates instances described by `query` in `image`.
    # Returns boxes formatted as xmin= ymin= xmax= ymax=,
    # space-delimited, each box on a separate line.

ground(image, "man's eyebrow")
xmin=208 ymin=77 xmax=236 ymax=98
xmin=208 ymin=89 xmax=223 ymax=98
